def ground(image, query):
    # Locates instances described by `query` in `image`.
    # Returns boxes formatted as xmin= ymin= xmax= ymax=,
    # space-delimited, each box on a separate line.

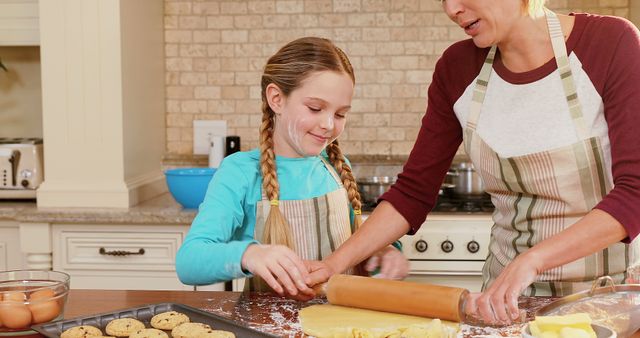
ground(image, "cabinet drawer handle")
xmin=99 ymin=247 xmax=145 ymax=256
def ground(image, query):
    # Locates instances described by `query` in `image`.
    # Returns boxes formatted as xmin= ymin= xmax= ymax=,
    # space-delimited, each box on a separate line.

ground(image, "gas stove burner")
xmin=361 ymin=195 xmax=495 ymax=213
xmin=462 ymin=201 xmax=480 ymax=212
xmin=433 ymin=195 xmax=495 ymax=213
xmin=0 ymin=137 xmax=43 ymax=145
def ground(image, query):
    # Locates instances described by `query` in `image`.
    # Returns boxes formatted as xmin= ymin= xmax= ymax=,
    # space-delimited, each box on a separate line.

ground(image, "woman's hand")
xmin=465 ymin=252 xmax=541 ymax=325
xmin=305 ymin=260 xmax=338 ymax=287
xmin=364 ymin=245 xmax=409 ymax=280
xmin=241 ymin=244 xmax=314 ymax=298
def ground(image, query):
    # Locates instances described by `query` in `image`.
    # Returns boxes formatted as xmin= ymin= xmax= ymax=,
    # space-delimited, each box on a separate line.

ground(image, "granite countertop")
xmin=0 ymin=193 xmax=197 ymax=225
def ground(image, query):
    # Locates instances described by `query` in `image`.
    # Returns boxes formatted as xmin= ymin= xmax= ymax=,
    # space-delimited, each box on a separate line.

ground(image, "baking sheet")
xmin=31 ymin=302 xmax=279 ymax=338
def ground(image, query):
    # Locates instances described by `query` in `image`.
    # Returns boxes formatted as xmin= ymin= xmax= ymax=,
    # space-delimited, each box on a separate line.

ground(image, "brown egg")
xmin=1 ymin=291 xmax=26 ymax=302
xmin=28 ymin=299 xmax=61 ymax=324
xmin=27 ymin=288 xmax=61 ymax=324
xmin=29 ymin=289 xmax=55 ymax=300
xmin=0 ymin=302 xmax=32 ymax=329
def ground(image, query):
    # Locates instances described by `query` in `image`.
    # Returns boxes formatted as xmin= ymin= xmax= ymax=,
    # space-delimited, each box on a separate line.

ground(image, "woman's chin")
xmin=471 ymin=36 xmax=494 ymax=49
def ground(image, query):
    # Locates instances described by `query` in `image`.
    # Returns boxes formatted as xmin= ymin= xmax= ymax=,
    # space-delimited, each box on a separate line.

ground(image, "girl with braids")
xmin=176 ymin=37 xmax=408 ymax=298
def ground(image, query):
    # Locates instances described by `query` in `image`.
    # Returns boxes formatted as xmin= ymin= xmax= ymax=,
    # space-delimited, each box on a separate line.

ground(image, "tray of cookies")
xmin=31 ymin=302 xmax=279 ymax=338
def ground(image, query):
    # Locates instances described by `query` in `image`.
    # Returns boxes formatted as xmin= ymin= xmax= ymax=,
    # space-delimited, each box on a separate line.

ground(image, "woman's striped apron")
xmin=464 ymin=9 xmax=639 ymax=296
xmin=248 ymin=157 xmax=356 ymax=291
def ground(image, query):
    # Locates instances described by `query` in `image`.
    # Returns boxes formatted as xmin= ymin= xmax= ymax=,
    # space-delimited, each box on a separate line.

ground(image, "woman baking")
xmin=306 ymin=0 xmax=640 ymax=325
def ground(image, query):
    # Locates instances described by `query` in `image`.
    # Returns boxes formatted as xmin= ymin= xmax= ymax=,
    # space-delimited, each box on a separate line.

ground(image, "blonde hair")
xmin=525 ymin=0 xmax=547 ymax=16
xmin=259 ymin=37 xmax=363 ymax=249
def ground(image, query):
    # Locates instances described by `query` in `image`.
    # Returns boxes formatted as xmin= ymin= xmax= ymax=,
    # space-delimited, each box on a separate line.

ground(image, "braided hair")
xmin=259 ymin=37 xmax=363 ymax=248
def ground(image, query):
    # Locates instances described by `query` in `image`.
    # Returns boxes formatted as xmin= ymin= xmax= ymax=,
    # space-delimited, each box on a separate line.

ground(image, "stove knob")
xmin=441 ymin=240 xmax=454 ymax=253
xmin=415 ymin=240 xmax=428 ymax=253
xmin=467 ymin=240 xmax=480 ymax=253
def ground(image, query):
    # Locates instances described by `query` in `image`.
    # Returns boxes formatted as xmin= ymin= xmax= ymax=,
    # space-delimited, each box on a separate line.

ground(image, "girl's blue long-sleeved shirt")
xmin=175 ymin=148 xmax=351 ymax=285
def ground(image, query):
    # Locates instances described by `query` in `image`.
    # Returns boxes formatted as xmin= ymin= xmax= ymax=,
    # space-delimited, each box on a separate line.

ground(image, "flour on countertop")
xmin=199 ymin=294 xmax=553 ymax=337
xmin=459 ymin=323 xmax=525 ymax=338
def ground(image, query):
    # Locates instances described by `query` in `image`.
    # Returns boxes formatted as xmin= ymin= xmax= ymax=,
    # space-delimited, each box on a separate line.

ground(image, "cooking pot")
xmin=447 ymin=162 xmax=485 ymax=197
xmin=357 ymin=176 xmax=396 ymax=206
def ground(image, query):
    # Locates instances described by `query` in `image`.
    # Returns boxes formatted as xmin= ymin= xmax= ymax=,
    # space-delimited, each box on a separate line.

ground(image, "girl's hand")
xmin=241 ymin=244 xmax=314 ymax=297
xmin=364 ymin=245 xmax=409 ymax=280
xmin=464 ymin=253 xmax=540 ymax=325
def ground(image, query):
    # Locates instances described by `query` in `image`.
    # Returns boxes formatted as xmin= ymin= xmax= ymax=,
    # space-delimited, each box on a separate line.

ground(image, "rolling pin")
xmin=313 ymin=274 xmax=469 ymax=322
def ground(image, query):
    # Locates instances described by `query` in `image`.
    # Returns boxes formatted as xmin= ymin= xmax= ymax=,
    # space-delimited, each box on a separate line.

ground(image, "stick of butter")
xmin=529 ymin=313 xmax=597 ymax=338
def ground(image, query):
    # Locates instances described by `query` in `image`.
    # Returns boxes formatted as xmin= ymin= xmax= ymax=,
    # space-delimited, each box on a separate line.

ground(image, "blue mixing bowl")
xmin=165 ymin=168 xmax=216 ymax=209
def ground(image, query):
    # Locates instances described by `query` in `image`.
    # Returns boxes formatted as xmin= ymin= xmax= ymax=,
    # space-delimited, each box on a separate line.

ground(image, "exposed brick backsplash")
xmin=164 ymin=0 xmax=630 ymax=156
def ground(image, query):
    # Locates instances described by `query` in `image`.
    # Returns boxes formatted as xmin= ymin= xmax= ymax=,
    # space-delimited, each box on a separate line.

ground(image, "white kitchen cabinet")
xmin=0 ymin=220 xmax=26 ymax=270
xmin=194 ymin=283 xmax=225 ymax=291
xmin=52 ymin=224 xmax=193 ymax=291
xmin=0 ymin=0 xmax=39 ymax=46
xmin=232 ymin=278 xmax=246 ymax=292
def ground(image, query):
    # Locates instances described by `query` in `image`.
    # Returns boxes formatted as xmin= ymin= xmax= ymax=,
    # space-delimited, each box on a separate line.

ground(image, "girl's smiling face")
xmin=268 ymin=70 xmax=354 ymax=158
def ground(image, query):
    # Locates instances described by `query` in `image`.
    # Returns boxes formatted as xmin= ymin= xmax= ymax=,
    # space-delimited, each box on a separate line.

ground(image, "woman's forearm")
xmin=324 ymin=201 xmax=412 ymax=273
xmin=523 ymin=209 xmax=628 ymax=273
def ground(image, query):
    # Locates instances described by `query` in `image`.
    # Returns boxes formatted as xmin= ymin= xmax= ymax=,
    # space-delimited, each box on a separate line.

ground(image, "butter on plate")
xmin=524 ymin=313 xmax=616 ymax=338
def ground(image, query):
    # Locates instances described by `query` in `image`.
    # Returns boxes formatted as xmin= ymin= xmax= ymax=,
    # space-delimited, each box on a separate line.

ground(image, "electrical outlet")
xmin=193 ymin=120 xmax=227 ymax=155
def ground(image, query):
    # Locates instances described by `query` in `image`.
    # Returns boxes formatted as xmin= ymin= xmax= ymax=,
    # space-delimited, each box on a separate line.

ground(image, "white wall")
xmin=631 ymin=1 xmax=640 ymax=28
xmin=0 ymin=46 xmax=42 ymax=138
xmin=37 ymin=0 xmax=166 ymax=208
xmin=121 ymin=0 xmax=166 ymax=181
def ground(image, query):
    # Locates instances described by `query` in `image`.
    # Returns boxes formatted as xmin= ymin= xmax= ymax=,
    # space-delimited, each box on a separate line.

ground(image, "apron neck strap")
xmin=319 ymin=155 xmax=345 ymax=187
xmin=544 ymin=8 xmax=588 ymax=139
xmin=466 ymin=45 xmax=498 ymax=131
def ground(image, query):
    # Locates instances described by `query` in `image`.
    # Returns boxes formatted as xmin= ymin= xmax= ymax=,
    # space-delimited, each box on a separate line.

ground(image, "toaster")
xmin=0 ymin=138 xmax=44 ymax=199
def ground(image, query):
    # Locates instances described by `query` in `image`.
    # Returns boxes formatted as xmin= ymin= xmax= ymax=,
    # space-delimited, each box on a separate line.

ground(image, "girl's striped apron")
xmin=464 ymin=9 xmax=639 ymax=296
xmin=248 ymin=157 xmax=356 ymax=291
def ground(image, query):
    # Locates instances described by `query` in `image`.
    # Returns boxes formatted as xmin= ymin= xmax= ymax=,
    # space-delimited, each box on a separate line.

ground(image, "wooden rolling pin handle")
xmin=323 ymin=275 xmax=469 ymax=322
xmin=312 ymin=282 xmax=328 ymax=296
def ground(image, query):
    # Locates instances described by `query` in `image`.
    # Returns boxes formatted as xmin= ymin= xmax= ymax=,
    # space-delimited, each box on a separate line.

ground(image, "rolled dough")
xmin=299 ymin=304 xmax=458 ymax=338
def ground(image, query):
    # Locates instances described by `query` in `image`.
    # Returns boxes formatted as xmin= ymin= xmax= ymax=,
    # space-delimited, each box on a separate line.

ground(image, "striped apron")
xmin=247 ymin=157 xmax=356 ymax=291
xmin=464 ymin=9 xmax=639 ymax=296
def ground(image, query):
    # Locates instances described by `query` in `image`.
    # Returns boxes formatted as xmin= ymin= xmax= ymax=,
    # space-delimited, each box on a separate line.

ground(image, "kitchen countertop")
xmin=28 ymin=290 xmax=559 ymax=338
xmin=0 ymin=192 xmax=488 ymax=226
xmin=0 ymin=151 xmax=475 ymax=226
xmin=0 ymin=193 xmax=196 ymax=225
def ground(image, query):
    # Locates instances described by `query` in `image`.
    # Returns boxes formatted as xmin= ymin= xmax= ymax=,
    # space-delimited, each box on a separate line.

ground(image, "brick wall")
xmin=164 ymin=0 xmax=630 ymax=156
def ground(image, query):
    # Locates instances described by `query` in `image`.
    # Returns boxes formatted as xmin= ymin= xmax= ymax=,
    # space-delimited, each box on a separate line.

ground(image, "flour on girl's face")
xmin=285 ymin=116 xmax=309 ymax=157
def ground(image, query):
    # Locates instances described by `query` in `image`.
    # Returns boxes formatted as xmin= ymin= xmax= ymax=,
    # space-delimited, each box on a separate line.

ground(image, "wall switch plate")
xmin=193 ymin=120 xmax=227 ymax=155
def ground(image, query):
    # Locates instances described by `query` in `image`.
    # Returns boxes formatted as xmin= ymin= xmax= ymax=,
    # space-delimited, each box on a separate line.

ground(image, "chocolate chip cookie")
xmin=150 ymin=311 xmax=190 ymax=330
xmin=196 ymin=330 xmax=236 ymax=338
xmin=105 ymin=318 xmax=146 ymax=337
xmin=171 ymin=322 xmax=212 ymax=338
xmin=129 ymin=328 xmax=169 ymax=338
xmin=60 ymin=325 xmax=103 ymax=338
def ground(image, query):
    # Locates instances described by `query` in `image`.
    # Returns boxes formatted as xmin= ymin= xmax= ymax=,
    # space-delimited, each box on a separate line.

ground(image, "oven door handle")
xmin=410 ymin=271 xmax=483 ymax=276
